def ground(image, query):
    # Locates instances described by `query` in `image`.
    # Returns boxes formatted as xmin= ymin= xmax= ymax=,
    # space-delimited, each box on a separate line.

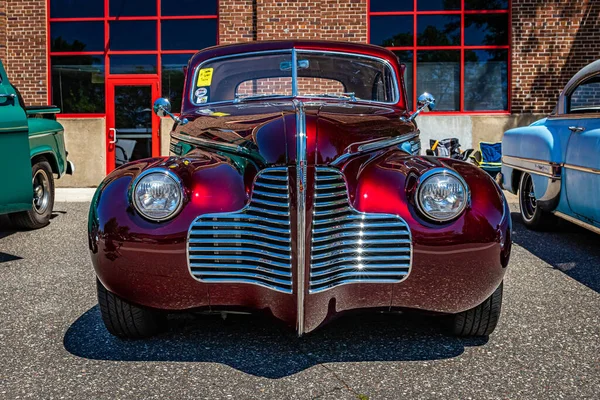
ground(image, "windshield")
xmin=191 ymin=50 xmax=398 ymax=105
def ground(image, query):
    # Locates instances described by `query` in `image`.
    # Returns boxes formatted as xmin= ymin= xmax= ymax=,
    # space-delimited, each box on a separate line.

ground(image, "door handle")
xmin=0 ymin=93 xmax=16 ymax=99
xmin=568 ymin=126 xmax=585 ymax=133
xmin=108 ymin=128 xmax=117 ymax=144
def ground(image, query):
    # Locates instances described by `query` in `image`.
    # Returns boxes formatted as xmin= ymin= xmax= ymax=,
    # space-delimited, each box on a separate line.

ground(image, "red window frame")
xmin=46 ymin=0 xmax=219 ymax=118
xmin=367 ymin=0 xmax=511 ymax=115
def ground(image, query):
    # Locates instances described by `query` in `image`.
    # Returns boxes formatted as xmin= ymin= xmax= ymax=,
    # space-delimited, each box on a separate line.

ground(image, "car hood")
xmin=173 ymin=99 xmax=416 ymax=167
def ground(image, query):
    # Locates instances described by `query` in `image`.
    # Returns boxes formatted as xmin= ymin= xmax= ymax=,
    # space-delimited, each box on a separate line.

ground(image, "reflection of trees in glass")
xmin=464 ymin=50 xmax=508 ymax=110
xmin=465 ymin=15 xmax=508 ymax=46
xmin=382 ymin=32 xmax=413 ymax=47
xmin=51 ymin=36 xmax=89 ymax=52
xmin=465 ymin=0 xmax=508 ymax=10
xmin=417 ymin=51 xmax=460 ymax=111
xmin=114 ymin=87 xmax=151 ymax=129
xmin=417 ymin=16 xmax=460 ymax=46
xmin=51 ymin=55 xmax=105 ymax=113
xmin=162 ymin=69 xmax=185 ymax=112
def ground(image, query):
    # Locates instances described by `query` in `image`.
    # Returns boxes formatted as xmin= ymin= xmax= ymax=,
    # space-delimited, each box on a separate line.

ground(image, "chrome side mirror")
xmin=153 ymin=98 xmax=188 ymax=125
xmin=400 ymin=92 xmax=436 ymax=123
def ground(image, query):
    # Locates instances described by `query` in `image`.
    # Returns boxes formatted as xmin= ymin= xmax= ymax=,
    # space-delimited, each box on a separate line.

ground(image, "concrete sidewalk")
xmin=56 ymin=188 xmax=96 ymax=202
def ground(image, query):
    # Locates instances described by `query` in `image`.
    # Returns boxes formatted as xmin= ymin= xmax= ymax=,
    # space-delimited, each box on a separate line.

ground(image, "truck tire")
xmin=518 ymin=172 xmax=557 ymax=230
xmin=97 ymin=279 xmax=167 ymax=339
xmin=9 ymin=160 xmax=55 ymax=229
xmin=449 ymin=282 xmax=503 ymax=337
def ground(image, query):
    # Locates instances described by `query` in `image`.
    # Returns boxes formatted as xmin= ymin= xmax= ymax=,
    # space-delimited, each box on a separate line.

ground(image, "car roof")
xmin=188 ymin=40 xmax=400 ymax=69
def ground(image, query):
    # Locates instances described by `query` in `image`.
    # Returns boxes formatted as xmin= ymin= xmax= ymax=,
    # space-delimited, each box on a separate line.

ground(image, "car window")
xmin=191 ymin=50 xmax=398 ymax=105
xmin=569 ymin=76 xmax=600 ymax=114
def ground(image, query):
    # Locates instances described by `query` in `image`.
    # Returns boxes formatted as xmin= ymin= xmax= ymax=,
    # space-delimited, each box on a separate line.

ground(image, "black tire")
xmin=518 ymin=172 xmax=557 ymax=230
xmin=9 ymin=159 xmax=55 ymax=229
xmin=450 ymin=282 xmax=503 ymax=337
xmin=97 ymin=279 xmax=167 ymax=339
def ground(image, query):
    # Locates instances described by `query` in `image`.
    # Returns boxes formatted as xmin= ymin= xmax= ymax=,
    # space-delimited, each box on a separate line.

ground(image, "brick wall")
xmin=4 ymin=0 xmax=46 ymax=105
xmin=220 ymin=0 xmax=367 ymax=44
xmin=512 ymin=0 xmax=600 ymax=113
xmin=0 ymin=0 xmax=6 ymax=61
xmin=219 ymin=0 xmax=256 ymax=44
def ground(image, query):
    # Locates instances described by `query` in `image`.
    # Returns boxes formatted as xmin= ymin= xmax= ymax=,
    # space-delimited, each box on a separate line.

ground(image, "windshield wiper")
xmin=233 ymin=93 xmax=290 ymax=103
xmin=302 ymin=92 xmax=357 ymax=101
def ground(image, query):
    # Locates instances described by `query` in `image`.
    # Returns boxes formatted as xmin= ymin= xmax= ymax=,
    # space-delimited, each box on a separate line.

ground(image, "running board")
xmin=553 ymin=211 xmax=600 ymax=235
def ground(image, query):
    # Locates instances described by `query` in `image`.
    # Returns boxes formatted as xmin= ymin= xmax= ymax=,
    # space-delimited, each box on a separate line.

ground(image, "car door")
xmin=0 ymin=61 xmax=32 ymax=215
xmin=563 ymin=75 xmax=600 ymax=224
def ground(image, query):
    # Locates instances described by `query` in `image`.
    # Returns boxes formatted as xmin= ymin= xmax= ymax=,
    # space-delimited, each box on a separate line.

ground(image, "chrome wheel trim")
xmin=520 ymin=173 xmax=536 ymax=222
xmin=32 ymin=168 xmax=50 ymax=215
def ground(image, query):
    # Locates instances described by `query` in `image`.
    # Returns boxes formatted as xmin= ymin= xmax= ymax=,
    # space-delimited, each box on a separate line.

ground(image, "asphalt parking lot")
xmin=1 ymin=196 xmax=599 ymax=399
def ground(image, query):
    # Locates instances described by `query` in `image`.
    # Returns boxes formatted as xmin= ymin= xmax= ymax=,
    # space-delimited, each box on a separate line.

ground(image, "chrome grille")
xmin=310 ymin=167 xmax=412 ymax=293
xmin=188 ymin=167 xmax=293 ymax=293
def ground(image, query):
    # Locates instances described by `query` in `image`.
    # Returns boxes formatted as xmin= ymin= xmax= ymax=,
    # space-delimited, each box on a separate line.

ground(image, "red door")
xmin=106 ymin=78 xmax=160 ymax=173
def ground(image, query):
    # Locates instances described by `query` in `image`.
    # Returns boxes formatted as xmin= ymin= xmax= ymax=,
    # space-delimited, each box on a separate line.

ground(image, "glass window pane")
xmin=369 ymin=16 xmax=413 ymax=47
xmin=109 ymin=21 xmax=157 ymax=51
xmin=465 ymin=0 xmax=508 ymax=10
xmin=109 ymin=0 xmax=156 ymax=17
xmin=464 ymin=50 xmax=508 ymax=111
xmin=417 ymin=15 xmax=460 ymax=46
xmin=162 ymin=54 xmax=193 ymax=112
xmin=50 ymin=22 xmax=104 ymax=52
xmin=51 ymin=55 xmax=105 ymax=113
xmin=464 ymin=14 xmax=509 ymax=46
xmin=114 ymin=86 xmax=153 ymax=167
xmin=394 ymin=51 xmax=413 ymax=110
xmin=417 ymin=0 xmax=460 ymax=11
xmin=161 ymin=19 xmax=217 ymax=50
xmin=110 ymin=55 xmax=157 ymax=74
xmin=370 ymin=0 xmax=413 ymax=12
xmin=417 ymin=51 xmax=460 ymax=111
xmin=570 ymin=77 xmax=600 ymax=113
xmin=162 ymin=0 xmax=218 ymax=16
xmin=50 ymin=0 xmax=104 ymax=18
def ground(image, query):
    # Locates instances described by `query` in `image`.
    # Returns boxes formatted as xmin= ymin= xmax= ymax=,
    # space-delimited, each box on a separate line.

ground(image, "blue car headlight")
xmin=416 ymin=168 xmax=469 ymax=222
xmin=132 ymin=168 xmax=184 ymax=221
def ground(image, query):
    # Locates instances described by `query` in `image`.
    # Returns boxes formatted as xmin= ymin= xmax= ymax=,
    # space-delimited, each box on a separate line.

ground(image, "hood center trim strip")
xmin=294 ymin=98 xmax=307 ymax=336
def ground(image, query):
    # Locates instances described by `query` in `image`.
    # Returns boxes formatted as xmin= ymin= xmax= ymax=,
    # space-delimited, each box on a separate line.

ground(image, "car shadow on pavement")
xmin=64 ymin=306 xmax=485 ymax=378
xmin=510 ymin=212 xmax=600 ymax=293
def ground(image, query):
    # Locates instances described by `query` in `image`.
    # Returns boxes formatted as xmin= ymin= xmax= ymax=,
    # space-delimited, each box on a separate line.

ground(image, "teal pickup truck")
xmin=0 ymin=60 xmax=73 ymax=229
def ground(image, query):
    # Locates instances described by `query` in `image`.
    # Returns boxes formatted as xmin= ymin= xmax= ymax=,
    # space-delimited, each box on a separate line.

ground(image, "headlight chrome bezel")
xmin=131 ymin=168 xmax=185 ymax=222
xmin=415 ymin=168 xmax=470 ymax=223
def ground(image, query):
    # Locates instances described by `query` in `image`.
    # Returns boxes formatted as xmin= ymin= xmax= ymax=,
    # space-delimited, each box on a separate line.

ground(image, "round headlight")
xmin=416 ymin=169 xmax=469 ymax=222
xmin=132 ymin=169 xmax=184 ymax=221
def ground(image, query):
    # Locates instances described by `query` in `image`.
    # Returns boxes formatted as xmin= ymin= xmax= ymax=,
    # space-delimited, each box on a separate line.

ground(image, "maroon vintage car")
xmin=89 ymin=40 xmax=511 ymax=339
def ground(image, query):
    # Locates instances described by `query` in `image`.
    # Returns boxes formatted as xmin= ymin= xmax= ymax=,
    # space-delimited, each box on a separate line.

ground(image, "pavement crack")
xmin=316 ymin=362 xmax=361 ymax=398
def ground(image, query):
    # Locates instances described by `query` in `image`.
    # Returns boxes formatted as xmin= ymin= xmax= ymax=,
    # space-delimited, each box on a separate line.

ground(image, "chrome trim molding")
xmin=293 ymin=98 xmax=307 ymax=336
xmin=502 ymin=155 xmax=561 ymax=179
xmin=187 ymin=167 xmax=293 ymax=293
xmin=553 ymin=211 xmax=600 ymax=235
xmin=331 ymin=132 xmax=419 ymax=167
xmin=502 ymin=155 xmax=562 ymax=211
xmin=309 ymin=167 xmax=412 ymax=293
xmin=171 ymin=132 xmax=267 ymax=166
xmin=563 ymin=163 xmax=600 ymax=175
xmin=415 ymin=168 xmax=471 ymax=223
xmin=130 ymin=168 xmax=185 ymax=222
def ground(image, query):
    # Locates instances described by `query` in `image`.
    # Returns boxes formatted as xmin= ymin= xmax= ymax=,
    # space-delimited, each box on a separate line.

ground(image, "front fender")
xmin=88 ymin=154 xmax=254 ymax=305
xmin=342 ymin=150 xmax=511 ymax=313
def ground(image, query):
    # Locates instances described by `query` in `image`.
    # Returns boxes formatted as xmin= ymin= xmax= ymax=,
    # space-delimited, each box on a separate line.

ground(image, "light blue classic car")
xmin=502 ymin=60 xmax=600 ymax=234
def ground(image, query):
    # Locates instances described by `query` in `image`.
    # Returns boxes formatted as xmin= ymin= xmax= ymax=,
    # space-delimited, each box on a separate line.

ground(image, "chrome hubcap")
xmin=32 ymin=169 xmax=50 ymax=215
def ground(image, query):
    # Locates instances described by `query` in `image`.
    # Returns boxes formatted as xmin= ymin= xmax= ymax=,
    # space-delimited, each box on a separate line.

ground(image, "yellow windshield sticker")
xmin=197 ymin=68 xmax=214 ymax=87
